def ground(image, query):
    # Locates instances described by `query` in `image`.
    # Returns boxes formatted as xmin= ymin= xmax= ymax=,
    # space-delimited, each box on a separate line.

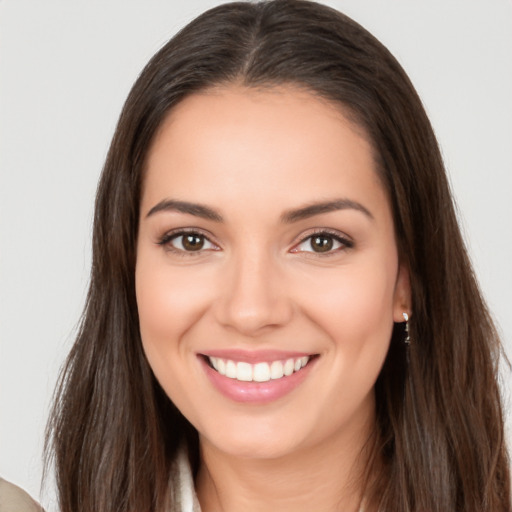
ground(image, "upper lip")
xmin=199 ymin=349 xmax=315 ymax=363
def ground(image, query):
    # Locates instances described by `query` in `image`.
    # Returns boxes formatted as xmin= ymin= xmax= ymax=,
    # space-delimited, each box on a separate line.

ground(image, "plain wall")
xmin=1 ymin=0 xmax=511 ymax=508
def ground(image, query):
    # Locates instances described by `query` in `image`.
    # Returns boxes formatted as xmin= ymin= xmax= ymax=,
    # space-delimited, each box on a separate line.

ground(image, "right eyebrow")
xmin=145 ymin=199 xmax=224 ymax=222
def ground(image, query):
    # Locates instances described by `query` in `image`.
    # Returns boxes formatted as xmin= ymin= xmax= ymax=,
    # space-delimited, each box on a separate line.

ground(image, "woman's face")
xmin=136 ymin=86 xmax=409 ymax=460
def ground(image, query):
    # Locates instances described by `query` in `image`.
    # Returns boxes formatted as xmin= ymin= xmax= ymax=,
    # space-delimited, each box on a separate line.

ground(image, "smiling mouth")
xmin=204 ymin=355 xmax=316 ymax=383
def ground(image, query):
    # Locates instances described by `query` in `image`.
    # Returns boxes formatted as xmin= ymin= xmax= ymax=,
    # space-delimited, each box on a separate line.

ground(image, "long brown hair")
xmin=45 ymin=1 xmax=511 ymax=510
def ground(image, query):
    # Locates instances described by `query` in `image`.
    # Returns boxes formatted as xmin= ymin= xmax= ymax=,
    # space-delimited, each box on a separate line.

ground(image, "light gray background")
xmin=1 ymin=0 xmax=511 ymax=508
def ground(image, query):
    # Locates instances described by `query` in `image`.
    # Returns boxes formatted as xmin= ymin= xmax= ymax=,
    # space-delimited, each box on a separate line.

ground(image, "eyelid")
xmin=157 ymin=227 xmax=220 ymax=253
xmin=289 ymin=228 xmax=354 ymax=254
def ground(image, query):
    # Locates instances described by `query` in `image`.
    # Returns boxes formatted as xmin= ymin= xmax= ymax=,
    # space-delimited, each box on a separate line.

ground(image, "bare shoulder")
xmin=0 ymin=478 xmax=43 ymax=512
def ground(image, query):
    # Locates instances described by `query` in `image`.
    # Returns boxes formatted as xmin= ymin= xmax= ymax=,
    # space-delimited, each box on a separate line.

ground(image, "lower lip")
xmin=200 ymin=356 xmax=317 ymax=404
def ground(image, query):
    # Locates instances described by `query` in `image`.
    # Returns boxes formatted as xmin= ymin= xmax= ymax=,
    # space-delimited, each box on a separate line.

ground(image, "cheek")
xmin=134 ymin=256 xmax=218 ymax=387
xmin=297 ymin=262 xmax=397 ymax=424
xmin=136 ymin=259 xmax=208 ymax=338
xmin=134 ymin=258 xmax=213 ymax=409
xmin=298 ymin=259 xmax=397 ymax=352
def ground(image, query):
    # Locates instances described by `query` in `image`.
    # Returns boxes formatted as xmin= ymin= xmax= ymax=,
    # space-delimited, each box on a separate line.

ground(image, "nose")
xmin=213 ymin=250 xmax=293 ymax=336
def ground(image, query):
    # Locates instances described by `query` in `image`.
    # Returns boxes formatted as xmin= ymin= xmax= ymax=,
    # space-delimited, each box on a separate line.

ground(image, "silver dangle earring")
xmin=403 ymin=312 xmax=411 ymax=345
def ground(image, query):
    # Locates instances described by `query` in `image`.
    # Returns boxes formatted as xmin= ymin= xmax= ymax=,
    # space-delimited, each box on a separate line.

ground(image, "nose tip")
xmin=214 ymin=257 xmax=293 ymax=336
xmin=221 ymin=299 xmax=290 ymax=336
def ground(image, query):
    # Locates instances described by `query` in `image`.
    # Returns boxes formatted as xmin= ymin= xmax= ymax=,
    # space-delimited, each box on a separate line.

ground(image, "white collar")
xmin=171 ymin=446 xmax=202 ymax=512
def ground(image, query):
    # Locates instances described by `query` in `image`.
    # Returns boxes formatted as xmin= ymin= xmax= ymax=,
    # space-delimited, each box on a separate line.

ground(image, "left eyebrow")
xmin=280 ymin=199 xmax=374 ymax=223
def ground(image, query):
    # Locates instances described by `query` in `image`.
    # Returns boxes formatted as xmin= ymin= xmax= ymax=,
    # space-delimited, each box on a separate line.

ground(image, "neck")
xmin=196 ymin=414 xmax=377 ymax=512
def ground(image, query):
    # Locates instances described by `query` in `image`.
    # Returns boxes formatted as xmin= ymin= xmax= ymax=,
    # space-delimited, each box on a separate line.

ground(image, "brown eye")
xmin=164 ymin=232 xmax=217 ymax=253
xmin=310 ymin=235 xmax=334 ymax=253
xmin=181 ymin=234 xmax=205 ymax=251
xmin=292 ymin=231 xmax=352 ymax=255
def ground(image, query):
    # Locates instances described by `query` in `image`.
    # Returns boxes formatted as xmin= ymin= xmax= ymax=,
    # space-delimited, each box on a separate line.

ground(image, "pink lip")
xmin=199 ymin=353 xmax=317 ymax=404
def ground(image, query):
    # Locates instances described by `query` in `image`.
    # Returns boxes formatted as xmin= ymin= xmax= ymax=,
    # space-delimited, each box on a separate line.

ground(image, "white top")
xmin=171 ymin=447 xmax=202 ymax=512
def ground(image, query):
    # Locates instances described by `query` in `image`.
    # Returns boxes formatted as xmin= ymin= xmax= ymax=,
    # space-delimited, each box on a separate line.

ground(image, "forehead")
xmin=142 ymin=85 xmax=387 ymax=222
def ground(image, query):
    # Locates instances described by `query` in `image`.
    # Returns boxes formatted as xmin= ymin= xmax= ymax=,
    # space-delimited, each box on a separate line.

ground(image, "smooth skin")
xmin=136 ymin=85 xmax=411 ymax=512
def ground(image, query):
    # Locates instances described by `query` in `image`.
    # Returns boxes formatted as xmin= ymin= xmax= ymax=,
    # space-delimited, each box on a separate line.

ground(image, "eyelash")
xmin=157 ymin=228 xmax=219 ymax=256
xmin=157 ymin=228 xmax=353 ymax=256
xmin=291 ymin=229 xmax=354 ymax=255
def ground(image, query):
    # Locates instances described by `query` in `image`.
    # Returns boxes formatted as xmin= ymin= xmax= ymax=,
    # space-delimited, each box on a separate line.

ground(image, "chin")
xmin=198 ymin=417 xmax=310 ymax=460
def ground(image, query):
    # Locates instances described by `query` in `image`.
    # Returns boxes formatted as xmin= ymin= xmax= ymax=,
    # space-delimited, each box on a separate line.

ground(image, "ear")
xmin=393 ymin=264 xmax=411 ymax=322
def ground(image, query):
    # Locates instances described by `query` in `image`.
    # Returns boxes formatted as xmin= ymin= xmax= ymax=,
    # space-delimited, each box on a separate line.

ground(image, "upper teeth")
xmin=208 ymin=356 xmax=310 ymax=382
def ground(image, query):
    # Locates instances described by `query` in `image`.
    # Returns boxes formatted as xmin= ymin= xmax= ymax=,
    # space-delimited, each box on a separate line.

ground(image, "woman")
xmin=44 ymin=1 xmax=511 ymax=511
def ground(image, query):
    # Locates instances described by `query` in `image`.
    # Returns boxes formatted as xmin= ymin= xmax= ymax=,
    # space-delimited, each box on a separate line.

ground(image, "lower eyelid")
xmin=174 ymin=234 xmax=216 ymax=251
xmin=291 ymin=232 xmax=353 ymax=253
xmin=296 ymin=238 xmax=342 ymax=252
xmin=157 ymin=230 xmax=218 ymax=251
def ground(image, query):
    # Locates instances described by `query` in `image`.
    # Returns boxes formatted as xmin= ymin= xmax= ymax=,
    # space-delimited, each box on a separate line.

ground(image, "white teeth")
xmin=236 ymin=362 xmax=253 ymax=381
xmin=270 ymin=360 xmax=284 ymax=379
xmin=283 ymin=358 xmax=294 ymax=376
xmin=253 ymin=362 xmax=271 ymax=382
xmin=208 ymin=355 xmax=310 ymax=382
xmin=226 ymin=360 xmax=237 ymax=378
